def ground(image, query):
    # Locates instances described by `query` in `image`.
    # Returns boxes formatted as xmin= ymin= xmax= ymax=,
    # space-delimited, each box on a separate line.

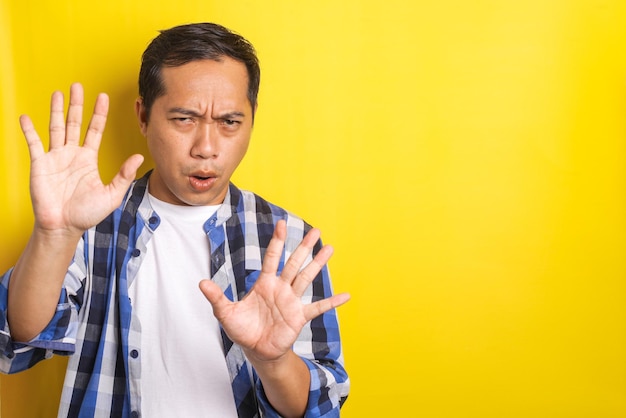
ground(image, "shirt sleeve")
xmin=0 ymin=242 xmax=87 ymax=374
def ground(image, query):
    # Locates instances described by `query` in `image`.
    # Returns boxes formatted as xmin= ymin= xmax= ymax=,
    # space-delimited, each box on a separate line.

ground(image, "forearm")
xmin=7 ymin=228 xmax=81 ymax=342
xmin=246 ymin=349 xmax=311 ymax=418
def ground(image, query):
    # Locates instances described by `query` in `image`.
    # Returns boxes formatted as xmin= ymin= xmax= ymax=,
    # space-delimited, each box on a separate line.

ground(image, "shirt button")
xmin=131 ymin=411 xmax=139 ymax=418
xmin=132 ymin=249 xmax=141 ymax=257
xmin=130 ymin=349 xmax=139 ymax=359
xmin=149 ymin=216 xmax=158 ymax=225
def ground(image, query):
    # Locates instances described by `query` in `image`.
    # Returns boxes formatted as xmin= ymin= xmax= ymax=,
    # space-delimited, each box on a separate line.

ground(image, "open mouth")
xmin=189 ymin=174 xmax=216 ymax=191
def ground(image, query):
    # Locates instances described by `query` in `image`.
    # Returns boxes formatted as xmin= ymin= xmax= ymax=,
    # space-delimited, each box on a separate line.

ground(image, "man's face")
xmin=136 ymin=57 xmax=253 ymax=206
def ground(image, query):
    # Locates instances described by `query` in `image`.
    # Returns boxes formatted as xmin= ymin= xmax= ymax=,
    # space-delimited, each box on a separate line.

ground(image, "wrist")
xmin=243 ymin=347 xmax=293 ymax=372
xmin=32 ymin=222 xmax=85 ymax=242
xmin=244 ymin=349 xmax=310 ymax=418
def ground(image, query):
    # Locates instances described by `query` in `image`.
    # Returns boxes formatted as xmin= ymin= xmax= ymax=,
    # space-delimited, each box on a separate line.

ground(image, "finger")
xmin=65 ymin=83 xmax=84 ymax=146
xmin=48 ymin=90 xmax=66 ymax=150
xmin=19 ymin=115 xmax=45 ymax=161
xmin=280 ymin=227 xmax=321 ymax=285
xmin=198 ymin=279 xmax=231 ymax=318
xmin=260 ymin=220 xmax=287 ymax=277
xmin=303 ymin=292 xmax=350 ymax=322
xmin=107 ymin=153 xmax=144 ymax=201
xmin=83 ymin=92 xmax=109 ymax=151
xmin=291 ymin=244 xmax=333 ymax=296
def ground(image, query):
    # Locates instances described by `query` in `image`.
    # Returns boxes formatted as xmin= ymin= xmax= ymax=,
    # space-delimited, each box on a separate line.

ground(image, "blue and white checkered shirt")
xmin=0 ymin=172 xmax=349 ymax=417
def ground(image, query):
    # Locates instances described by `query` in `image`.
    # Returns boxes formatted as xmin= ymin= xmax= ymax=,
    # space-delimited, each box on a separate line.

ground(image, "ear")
xmin=135 ymin=97 xmax=148 ymax=136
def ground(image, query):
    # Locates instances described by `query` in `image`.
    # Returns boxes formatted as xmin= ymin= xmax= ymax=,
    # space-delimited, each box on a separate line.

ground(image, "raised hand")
xmin=8 ymin=83 xmax=145 ymax=342
xmin=199 ymin=220 xmax=350 ymax=363
xmin=20 ymin=83 xmax=144 ymax=236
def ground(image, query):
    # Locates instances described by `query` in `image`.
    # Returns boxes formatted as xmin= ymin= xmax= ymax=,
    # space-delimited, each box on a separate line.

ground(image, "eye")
xmin=170 ymin=116 xmax=196 ymax=129
xmin=220 ymin=119 xmax=242 ymax=131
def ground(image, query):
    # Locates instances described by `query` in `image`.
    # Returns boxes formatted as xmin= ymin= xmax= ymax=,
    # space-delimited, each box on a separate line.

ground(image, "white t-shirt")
xmin=128 ymin=194 xmax=238 ymax=417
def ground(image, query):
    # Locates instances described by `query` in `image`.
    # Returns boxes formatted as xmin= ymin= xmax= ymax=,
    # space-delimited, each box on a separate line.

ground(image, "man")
xmin=0 ymin=23 xmax=349 ymax=417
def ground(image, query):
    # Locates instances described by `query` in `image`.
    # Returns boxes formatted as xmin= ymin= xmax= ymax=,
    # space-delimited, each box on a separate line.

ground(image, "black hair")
xmin=138 ymin=22 xmax=260 ymax=120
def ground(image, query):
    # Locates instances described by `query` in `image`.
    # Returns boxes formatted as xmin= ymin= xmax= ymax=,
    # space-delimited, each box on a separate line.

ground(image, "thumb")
xmin=198 ymin=279 xmax=230 ymax=313
xmin=109 ymin=154 xmax=144 ymax=195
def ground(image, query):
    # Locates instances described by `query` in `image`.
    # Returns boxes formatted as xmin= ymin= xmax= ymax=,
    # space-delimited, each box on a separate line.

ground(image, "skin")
xmin=8 ymin=57 xmax=349 ymax=418
xmin=135 ymin=58 xmax=253 ymax=207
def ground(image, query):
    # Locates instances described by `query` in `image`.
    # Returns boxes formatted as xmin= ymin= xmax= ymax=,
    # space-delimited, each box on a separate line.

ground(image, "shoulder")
xmin=228 ymin=184 xmax=313 ymax=244
xmin=230 ymin=184 xmax=287 ymax=217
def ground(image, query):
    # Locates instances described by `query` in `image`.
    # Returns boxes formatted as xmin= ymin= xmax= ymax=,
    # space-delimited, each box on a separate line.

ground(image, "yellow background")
xmin=1 ymin=0 xmax=626 ymax=417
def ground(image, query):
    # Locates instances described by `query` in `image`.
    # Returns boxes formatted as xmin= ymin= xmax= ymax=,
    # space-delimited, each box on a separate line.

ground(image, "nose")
xmin=191 ymin=121 xmax=218 ymax=159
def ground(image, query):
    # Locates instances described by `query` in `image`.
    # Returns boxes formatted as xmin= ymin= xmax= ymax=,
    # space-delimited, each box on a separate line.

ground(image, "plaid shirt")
xmin=0 ymin=172 xmax=349 ymax=417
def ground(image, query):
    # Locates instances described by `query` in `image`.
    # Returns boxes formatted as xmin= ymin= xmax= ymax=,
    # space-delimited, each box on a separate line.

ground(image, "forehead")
xmin=158 ymin=58 xmax=250 ymax=109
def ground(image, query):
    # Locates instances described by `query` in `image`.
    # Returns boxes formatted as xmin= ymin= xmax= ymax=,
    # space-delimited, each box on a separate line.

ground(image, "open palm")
xmin=20 ymin=83 xmax=143 ymax=235
xmin=199 ymin=220 xmax=350 ymax=362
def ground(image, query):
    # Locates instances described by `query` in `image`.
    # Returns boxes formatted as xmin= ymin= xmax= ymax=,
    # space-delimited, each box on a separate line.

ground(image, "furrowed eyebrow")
xmin=167 ymin=108 xmax=246 ymax=120
xmin=167 ymin=107 xmax=203 ymax=117
xmin=216 ymin=111 xmax=246 ymax=119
